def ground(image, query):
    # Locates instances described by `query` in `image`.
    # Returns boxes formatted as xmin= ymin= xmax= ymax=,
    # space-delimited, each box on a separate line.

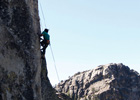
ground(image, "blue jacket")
xmin=42 ymin=31 xmax=50 ymax=40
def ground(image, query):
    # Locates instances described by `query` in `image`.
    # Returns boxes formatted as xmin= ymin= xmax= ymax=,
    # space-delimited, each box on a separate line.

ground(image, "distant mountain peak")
xmin=55 ymin=63 xmax=140 ymax=100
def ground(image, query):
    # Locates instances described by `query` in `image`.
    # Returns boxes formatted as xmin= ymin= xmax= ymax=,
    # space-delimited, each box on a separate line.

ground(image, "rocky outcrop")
xmin=41 ymin=58 xmax=71 ymax=100
xmin=55 ymin=63 xmax=140 ymax=100
xmin=41 ymin=58 xmax=61 ymax=100
xmin=0 ymin=0 xmax=42 ymax=99
xmin=0 ymin=0 xmax=68 ymax=100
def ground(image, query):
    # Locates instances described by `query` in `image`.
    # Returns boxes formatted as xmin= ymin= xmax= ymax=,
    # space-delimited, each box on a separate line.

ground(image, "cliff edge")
xmin=0 ymin=0 xmax=62 ymax=100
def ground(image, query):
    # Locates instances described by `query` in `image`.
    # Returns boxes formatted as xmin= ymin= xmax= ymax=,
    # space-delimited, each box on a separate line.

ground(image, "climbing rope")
xmin=39 ymin=1 xmax=60 ymax=83
xmin=39 ymin=3 xmax=47 ymax=28
xmin=49 ymin=45 xmax=60 ymax=82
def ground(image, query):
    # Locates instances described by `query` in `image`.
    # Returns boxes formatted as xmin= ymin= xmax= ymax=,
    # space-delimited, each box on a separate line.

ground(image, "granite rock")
xmin=55 ymin=63 xmax=140 ymax=100
xmin=0 ymin=0 xmax=67 ymax=100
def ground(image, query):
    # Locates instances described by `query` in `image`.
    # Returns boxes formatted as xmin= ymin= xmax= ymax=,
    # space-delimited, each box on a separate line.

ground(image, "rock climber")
xmin=40 ymin=28 xmax=50 ymax=58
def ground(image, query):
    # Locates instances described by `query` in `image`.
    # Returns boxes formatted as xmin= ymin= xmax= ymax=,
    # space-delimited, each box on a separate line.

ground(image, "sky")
xmin=38 ymin=0 xmax=140 ymax=85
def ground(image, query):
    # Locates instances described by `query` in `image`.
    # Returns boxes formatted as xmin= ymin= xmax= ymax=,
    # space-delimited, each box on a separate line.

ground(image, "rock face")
xmin=55 ymin=63 xmax=140 ymax=100
xmin=0 ymin=0 xmax=42 ymax=99
xmin=0 ymin=0 xmax=64 ymax=100
xmin=41 ymin=59 xmax=61 ymax=100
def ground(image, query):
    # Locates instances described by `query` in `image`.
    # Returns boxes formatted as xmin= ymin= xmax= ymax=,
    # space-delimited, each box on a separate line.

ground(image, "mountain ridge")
xmin=55 ymin=63 xmax=140 ymax=100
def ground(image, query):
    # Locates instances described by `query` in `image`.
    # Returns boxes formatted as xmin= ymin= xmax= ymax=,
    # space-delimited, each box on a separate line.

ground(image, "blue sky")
xmin=39 ymin=0 xmax=140 ymax=85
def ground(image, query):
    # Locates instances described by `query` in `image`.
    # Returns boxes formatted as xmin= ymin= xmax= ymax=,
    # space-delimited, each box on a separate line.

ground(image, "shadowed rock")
xmin=0 ymin=0 xmax=41 ymax=99
xmin=0 ymin=0 xmax=71 ymax=100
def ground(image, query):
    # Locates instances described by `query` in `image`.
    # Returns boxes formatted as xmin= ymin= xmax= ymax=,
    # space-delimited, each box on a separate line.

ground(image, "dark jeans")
xmin=40 ymin=40 xmax=49 ymax=55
